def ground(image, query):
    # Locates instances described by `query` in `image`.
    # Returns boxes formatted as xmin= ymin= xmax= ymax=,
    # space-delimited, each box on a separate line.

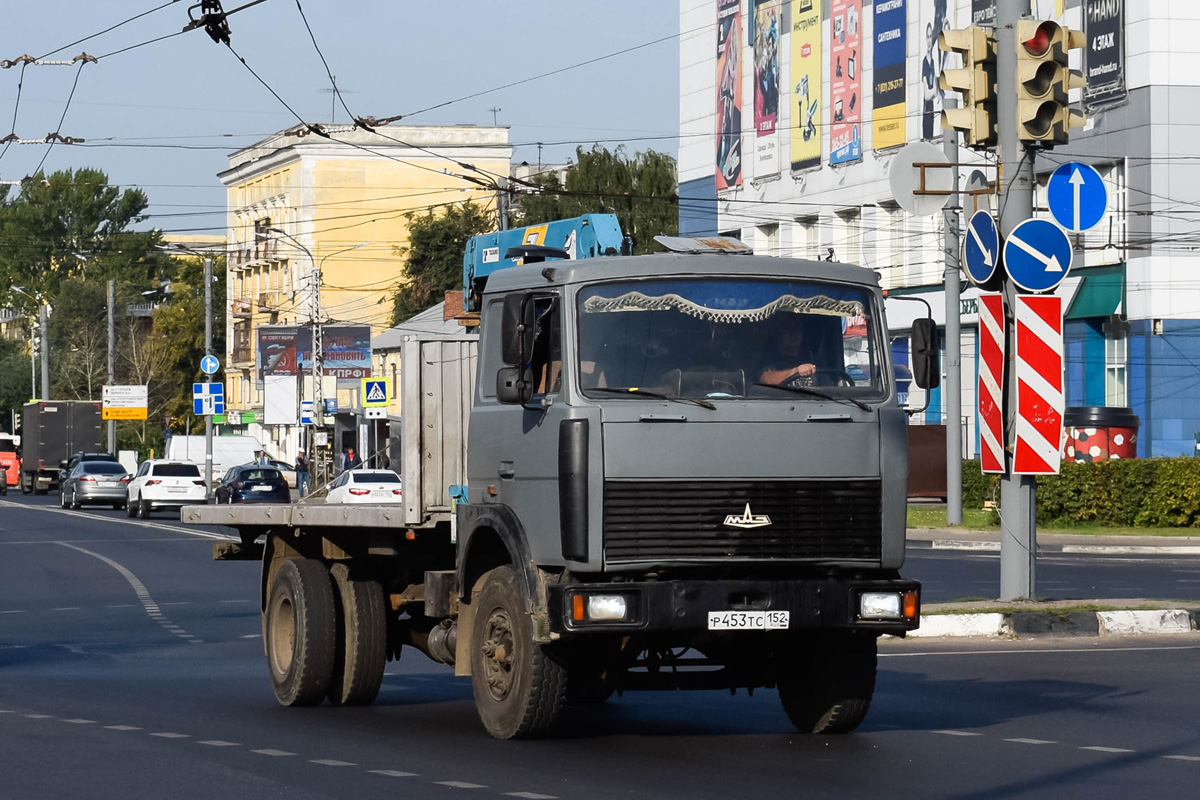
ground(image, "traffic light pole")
xmin=943 ymin=97 xmax=963 ymax=527
xmin=997 ymin=0 xmax=1038 ymax=601
xmin=204 ymin=255 xmax=214 ymax=501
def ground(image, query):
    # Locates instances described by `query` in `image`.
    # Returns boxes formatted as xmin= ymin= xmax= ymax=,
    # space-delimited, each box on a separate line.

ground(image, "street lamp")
xmin=10 ymin=285 xmax=45 ymax=402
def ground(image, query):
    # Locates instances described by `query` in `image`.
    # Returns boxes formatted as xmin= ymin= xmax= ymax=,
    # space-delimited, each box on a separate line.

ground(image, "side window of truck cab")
xmin=531 ymin=296 xmax=562 ymax=396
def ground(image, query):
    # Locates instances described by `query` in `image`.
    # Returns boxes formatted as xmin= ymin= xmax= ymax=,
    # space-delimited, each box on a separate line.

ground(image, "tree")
xmin=47 ymin=278 xmax=108 ymax=401
xmin=390 ymin=202 xmax=494 ymax=324
xmin=0 ymin=335 xmax=32 ymax=431
xmin=516 ymin=145 xmax=678 ymax=254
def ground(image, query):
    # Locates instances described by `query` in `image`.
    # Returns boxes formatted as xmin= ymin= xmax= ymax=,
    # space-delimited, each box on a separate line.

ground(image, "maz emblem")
xmin=724 ymin=503 xmax=772 ymax=529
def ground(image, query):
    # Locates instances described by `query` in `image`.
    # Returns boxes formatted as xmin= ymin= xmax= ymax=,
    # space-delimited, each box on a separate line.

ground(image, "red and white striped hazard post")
xmin=1012 ymin=295 xmax=1065 ymax=475
xmin=978 ymin=294 xmax=1006 ymax=474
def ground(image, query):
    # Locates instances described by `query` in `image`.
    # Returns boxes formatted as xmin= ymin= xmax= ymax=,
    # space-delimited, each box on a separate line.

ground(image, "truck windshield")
xmin=577 ymin=279 xmax=886 ymax=401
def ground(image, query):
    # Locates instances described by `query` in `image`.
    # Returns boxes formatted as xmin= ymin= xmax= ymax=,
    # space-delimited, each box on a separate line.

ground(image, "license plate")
xmin=168 ymin=487 xmax=187 ymax=493
xmin=251 ymin=485 xmax=271 ymax=492
xmin=707 ymin=610 xmax=790 ymax=631
xmin=98 ymin=481 xmax=114 ymax=486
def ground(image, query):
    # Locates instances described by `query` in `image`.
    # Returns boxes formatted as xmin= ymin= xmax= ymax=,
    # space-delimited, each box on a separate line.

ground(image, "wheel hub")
xmin=482 ymin=609 xmax=515 ymax=700
xmin=269 ymin=596 xmax=296 ymax=675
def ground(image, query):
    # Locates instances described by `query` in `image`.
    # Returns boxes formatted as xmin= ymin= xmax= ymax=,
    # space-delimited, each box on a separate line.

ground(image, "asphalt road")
xmin=4 ymin=493 xmax=1200 ymax=799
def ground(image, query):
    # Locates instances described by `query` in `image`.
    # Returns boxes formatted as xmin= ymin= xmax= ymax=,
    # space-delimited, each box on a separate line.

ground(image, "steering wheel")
xmin=784 ymin=368 xmax=855 ymax=389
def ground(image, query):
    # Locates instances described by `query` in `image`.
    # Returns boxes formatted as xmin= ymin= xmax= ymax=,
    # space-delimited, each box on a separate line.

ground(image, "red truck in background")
xmin=0 ymin=433 xmax=19 ymax=495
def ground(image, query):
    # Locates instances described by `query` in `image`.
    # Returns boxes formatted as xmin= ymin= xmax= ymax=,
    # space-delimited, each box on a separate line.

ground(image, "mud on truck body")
xmin=187 ymin=249 xmax=933 ymax=739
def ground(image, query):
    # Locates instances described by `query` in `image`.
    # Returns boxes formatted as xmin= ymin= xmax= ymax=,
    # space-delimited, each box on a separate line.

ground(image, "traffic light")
xmin=938 ymin=27 xmax=997 ymax=149
xmin=1015 ymin=20 xmax=1086 ymax=145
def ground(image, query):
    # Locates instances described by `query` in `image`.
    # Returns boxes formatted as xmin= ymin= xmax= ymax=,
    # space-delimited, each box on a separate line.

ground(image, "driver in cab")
xmin=758 ymin=313 xmax=819 ymax=388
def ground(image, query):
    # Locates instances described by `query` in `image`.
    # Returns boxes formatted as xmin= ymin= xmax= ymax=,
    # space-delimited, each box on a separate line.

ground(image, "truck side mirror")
xmin=496 ymin=366 xmax=535 ymax=405
xmin=501 ymin=293 xmax=536 ymax=366
xmin=911 ymin=318 xmax=940 ymax=390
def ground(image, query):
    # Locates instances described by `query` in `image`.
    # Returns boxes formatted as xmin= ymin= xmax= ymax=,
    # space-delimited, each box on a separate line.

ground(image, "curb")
xmin=910 ymin=538 xmax=1200 ymax=556
xmin=906 ymin=608 xmax=1200 ymax=638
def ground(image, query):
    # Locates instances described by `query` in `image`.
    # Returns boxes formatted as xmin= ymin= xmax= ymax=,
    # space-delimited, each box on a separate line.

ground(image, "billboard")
xmin=258 ymin=324 xmax=372 ymax=383
xmin=873 ymin=0 xmax=907 ymax=151
xmin=752 ymin=0 xmax=781 ymax=177
xmin=789 ymin=0 xmax=822 ymax=172
xmin=829 ymin=0 xmax=862 ymax=165
xmin=1084 ymin=0 xmax=1125 ymax=110
xmin=919 ymin=0 xmax=953 ymax=140
xmin=716 ymin=0 xmax=743 ymax=190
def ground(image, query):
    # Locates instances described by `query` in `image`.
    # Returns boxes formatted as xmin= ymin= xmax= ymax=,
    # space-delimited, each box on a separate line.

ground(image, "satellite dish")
xmin=889 ymin=142 xmax=953 ymax=217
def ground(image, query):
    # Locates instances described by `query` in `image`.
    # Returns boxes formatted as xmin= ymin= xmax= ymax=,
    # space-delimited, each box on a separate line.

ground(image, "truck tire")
xmin=265 ymin=558 xmax=337 ymax=707
xmin=326 ymin=563 xmax=387 ymax=707
xmin=470 ymin=566 xmax=566 ymax=739
xmin=776 ymin=633 xmax=877 ymax=734
xmin=20 ymin=473 xmax=31 ymax=495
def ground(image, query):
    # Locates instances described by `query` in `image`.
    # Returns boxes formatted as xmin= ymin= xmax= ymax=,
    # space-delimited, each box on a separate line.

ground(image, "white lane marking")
xmin=198 ymin=740 xmax=240 ymax=747
xmin=61 ymin=719 xmax=96 ymax=724
xmin=220 ymin=599 xmax=250 ymax=604
xmin=51 ymin=607 xmax=81 ymax=611
xmin=252 ymin=749 xmax=296 ymax=757
xmin=22 ymin=714 xmax=53 ymax=719
xmin=56 ymin=542 xmax=203 ymax=644
xmin=1081 ymin=746 xmax=1135 ymax=754
xmin=0 ymin=500 xmax=237 ymax=542
xmin=104 ymin=725 xmax=141 ymax=731
xmin=0 ymin=710 xmax=14 ymax=714
xmin=881 ymin=645 xmax=1200 ymax=659
xmin=160 ymin=602 xmax=191 ymax=606
xmin=932 ymin=730 xmax=983 ymax=737
xmin=310 ymin=759 xmax=356 ymax=767
xmin=240 ymin=634 xmax=261 ymax=639
xmin=369 ymin=770 xmax=418 ymax=778
xmin=0 ymin=610 xmax=27 ymax=614
xmin=435 ymin=782 xmax=487 ymax=789
xmin=1164 ymin=755 xmax=1200 ymax=762
xmin=150 ymin=732 xmax=190 ymax=739
xmin=505 ymin=794 xmax=558 ymax=799
xmin=1005 ymin=738 xmax=1057 ymax=745
xmin=107 ymin=604 xmax=136 ymax=608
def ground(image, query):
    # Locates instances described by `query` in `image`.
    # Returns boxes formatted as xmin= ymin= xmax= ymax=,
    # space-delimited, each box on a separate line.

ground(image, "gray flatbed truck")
xmin=185 ymin=249 xmax=933 ymax=739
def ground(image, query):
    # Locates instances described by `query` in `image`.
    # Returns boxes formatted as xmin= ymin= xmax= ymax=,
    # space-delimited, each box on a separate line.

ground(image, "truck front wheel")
xmin=470 ymin=566 xmax=566 ymax=739
xmin=776 ymin=633 xmax=877 ymax=734
xmin=326 ymin=563 xmax=386 ymax=707
xmin=265 ymin=559 xmax=336 ymax=707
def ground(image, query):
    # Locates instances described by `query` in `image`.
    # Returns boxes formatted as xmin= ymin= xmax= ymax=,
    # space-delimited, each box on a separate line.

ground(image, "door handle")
xmin=498 ymin=461 xmax=515 ymax=479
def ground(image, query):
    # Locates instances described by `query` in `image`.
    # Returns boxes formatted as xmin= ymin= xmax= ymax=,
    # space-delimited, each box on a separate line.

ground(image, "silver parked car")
xmin=60 ymin=461 xmax=131 ymax=510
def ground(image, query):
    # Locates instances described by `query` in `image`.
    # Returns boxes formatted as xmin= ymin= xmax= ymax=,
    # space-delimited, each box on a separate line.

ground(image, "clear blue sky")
xmin=0 ymin=0 xmax=680 ymax=233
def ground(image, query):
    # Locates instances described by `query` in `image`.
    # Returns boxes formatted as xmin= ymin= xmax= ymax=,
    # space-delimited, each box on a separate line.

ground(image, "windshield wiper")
xmin=753 ymin=382 xmax=871 ymax=412
xmin=590 ymin=387 xmax=716 ymax=410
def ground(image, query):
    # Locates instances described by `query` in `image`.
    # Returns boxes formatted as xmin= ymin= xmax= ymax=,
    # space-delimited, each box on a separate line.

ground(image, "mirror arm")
xmin=888 ymin=294 xmax=937 ymax=415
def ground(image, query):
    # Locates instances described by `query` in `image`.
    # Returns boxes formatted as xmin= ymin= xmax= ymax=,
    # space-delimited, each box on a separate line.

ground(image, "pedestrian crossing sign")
xmin=362 ymin=378 xmax=389 ymax=407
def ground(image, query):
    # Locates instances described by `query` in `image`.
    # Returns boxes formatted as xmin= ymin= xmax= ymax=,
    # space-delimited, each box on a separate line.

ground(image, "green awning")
xmin=1066 ymin=272 xmax=1124 ymax=319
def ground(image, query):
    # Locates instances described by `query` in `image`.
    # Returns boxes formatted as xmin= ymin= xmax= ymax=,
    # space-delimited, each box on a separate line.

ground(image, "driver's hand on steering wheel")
xmin=793 ymin=363 xmax=816 ymax=379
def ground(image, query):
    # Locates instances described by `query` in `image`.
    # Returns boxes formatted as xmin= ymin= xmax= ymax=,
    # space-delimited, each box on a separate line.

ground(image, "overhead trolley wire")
xmin=38 ymin=0 xmax=183 ymax=59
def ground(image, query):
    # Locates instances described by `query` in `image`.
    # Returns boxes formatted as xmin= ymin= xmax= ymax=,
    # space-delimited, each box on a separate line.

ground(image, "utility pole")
xmin=204 ymin=256 xmax=214 ymax=500
xmin=943 ymin=97 xmax=963 ymax=526
xmin=107 ymin=280 xmax=115 ymax=454
xmin=497 ymin=178 xmax=510 ymax=231
xmin=311 ymin=266 xmax=324 ymax=488
xmin=39 ymin=302 xmax=49 ymax=401
xmin=997 ymin=0 xmax=1037 ymax=601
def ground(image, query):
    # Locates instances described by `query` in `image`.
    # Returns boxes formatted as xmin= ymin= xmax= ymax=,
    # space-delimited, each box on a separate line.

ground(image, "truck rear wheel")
xmin=326 ymin=563 xmax=386 ymax=707
xmin=470 ymin=566 xmax=566 ymax=739
xmin=20 ymin=473 xmax=31 ymax=495
xmin=776 ymin=633 xmax=877 ymax=734
xmin=265 ymin=558 xmax=337 ymax=707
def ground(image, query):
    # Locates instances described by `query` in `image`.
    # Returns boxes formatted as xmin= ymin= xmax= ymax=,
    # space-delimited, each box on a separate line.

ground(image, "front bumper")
xmin=547 ymin=577 xmax=921 ymax=637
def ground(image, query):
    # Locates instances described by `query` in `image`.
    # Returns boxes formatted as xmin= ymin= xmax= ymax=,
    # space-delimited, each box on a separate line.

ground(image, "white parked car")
xmin=324 ymin=469 xmax=403 ymax=504
xmin=126 ymin=460 xmax=207 ymax=518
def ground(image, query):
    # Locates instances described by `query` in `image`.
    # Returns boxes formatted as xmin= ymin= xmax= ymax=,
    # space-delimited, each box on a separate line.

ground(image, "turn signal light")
xmin=348 ymin=488 xmax=370 ymax=496
xmin=391 ymin=489 xmax=403 ymax=495
xmin=903 ymin=591 xmax=919 ymax=620
xmin=572 ymin=594 xmax=585 ymax=622
xmin=146 ymin=479 xmax=161 ymax=486
xmin=79 ymin=475 xmax=96 ymax=482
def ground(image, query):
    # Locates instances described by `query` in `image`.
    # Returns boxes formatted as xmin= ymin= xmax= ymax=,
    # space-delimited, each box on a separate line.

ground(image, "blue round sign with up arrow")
xmin=1003 ymin=218 xmax=1074 ymax=293
xmin=963 ymin=210 xmax=1000 ymax=287
xmin=1047 ymin=162 xmax=1107 ymax=233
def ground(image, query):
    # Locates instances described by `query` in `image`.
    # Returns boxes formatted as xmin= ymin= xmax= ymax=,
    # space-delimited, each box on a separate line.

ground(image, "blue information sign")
xmin=963 ymin=211 xmax=1000 ymax=287
xmin=200 ymin=354 xmax=220 ymax=375
xmin=192 ymin=382 xmax=224 ymax=416
xmin=1047 ymin=162 xmax=1107 ymax=233
xmin=1002 ymin=218 xmax=1074 ymax=293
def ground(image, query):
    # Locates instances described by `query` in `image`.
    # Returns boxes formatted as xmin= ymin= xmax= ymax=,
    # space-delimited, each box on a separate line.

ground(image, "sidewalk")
xmin=902 ymin=526 xmax=1200 ymax=639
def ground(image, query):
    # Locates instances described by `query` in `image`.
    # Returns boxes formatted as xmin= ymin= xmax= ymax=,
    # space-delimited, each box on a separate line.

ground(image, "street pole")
xmin=107 ymin=280 xmax=115 ymax=454
xmin=997 ymin=0 xmax=1038 ymax=601
xmin=204 ymin=256 xmax=214 ymax=500
xmin=943 ymin=96 xmax=963 ymax=527
xmin=39 ymin=302 xmax=49 ymax=401
xmin=29 ymin=314 xmax=36 ymax=401
xmin=311 ymin=266 xmax=323 ymax=488
xmin=497 ymin=178 xmax=510 ymax=231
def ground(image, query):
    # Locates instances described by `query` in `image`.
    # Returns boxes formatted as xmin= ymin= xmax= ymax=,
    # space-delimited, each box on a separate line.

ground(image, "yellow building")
xmin=217 ymin=123 xmax=510 ymax=450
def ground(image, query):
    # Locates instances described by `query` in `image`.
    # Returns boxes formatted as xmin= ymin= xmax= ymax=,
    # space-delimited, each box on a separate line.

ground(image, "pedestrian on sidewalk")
xmin=295 ymin=450 xmax=310 ymax=497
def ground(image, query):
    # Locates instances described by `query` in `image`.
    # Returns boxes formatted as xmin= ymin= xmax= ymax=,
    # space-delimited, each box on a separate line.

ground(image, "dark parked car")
xmin=214 ymin=465 xmax=290 ymax=505
xmin=60 ymin=461 xmax=130 ymax=510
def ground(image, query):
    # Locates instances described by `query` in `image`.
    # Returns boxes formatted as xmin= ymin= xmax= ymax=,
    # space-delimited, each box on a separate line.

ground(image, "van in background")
xmin=165 ymin=435 xmax=263 ymax=478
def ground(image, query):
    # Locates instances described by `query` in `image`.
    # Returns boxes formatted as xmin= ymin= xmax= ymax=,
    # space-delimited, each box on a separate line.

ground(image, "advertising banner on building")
xmin=789 ymin=0 xmax=822 ymax=172
xmin=258 ymin=324 xmax=372 ymax=384
xmin=829 ymin=0 xmax=862 ymax=165
xmin=312 ymin=325 xmax=373 ymax=382
xmin=752 ymin=0 xmax=781 ymax=177
xmin=716 ymin=0 xmax=743 ymax=190
xmin=258 ymin=325 xmax=300 ymax=377
xmin=972 ymin=0 xmax=1062 ymax=25
xmin=873 ymin=0 xmax=907 ymax=151
xmin=920 ymin=0 xmax=953 ymax=140
xmin=1084 ymin=0 xmax=1125 ymax=109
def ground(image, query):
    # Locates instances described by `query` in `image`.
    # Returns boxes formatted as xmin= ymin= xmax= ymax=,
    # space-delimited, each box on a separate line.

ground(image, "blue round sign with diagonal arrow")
xmin=1003 ymin=218 xmax=1074 ymax=293
xmin=200 ymin=354 xmax=220 ymax=375
xmin=963 ymin=210 xmax=1001 ymax=287
xmin=1047 ymin=162 xmax=1107 ymax=233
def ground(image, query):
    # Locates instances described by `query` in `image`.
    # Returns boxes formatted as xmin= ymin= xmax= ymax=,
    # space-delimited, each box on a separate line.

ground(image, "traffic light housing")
xmin=1015 ymin=20 xmax=1086 ymax=145
xmin=938 ymin=27 xmax=997 ymax=149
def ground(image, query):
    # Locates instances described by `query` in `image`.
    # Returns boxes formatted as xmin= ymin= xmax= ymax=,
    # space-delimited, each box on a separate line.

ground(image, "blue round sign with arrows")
xmin=1003 ymin=218 xmax=1074 ymax=293
xmin=963 ymin=210 xmax=1000 ymax=287
xmin=1047 ymin=162 xmax=1107 ymax=233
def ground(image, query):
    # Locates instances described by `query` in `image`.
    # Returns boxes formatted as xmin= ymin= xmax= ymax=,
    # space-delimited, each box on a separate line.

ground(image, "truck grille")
xmin=603 ymin=479 xmax=882 ymax=564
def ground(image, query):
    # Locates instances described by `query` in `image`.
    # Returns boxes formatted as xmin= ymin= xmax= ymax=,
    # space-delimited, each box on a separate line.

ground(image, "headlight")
xmin=859 ymin=592 xmax=902 ymax=619
xmin=585 ymin=594 xmax=628 ymax=622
